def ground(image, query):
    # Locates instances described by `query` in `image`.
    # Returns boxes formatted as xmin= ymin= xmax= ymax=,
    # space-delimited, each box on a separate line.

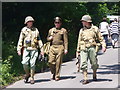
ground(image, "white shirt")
xmin=99 ymin=21 xmax=109 ymax=35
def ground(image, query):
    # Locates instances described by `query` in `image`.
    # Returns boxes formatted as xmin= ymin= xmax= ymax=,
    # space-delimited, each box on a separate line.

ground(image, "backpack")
xmin=42 ymin=28 xmax=55 ymax=55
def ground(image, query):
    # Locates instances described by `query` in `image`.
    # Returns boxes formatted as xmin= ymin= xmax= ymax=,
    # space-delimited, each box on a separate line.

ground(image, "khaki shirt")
xmin=17 ymin=26 xmax=43 ymax=51
xmin=77 ymin=25 xmax=106 ymax=52
xmin=47 ymin=27 xmax=68 ymax=50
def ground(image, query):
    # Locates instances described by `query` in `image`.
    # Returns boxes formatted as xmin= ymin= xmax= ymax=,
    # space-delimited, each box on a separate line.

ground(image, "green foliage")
xmin=1 ymin=56 xmax=13 ymax=86
xmin=1 ymin=42 xmax=24 ymax=87
xmin=107 ymin=2 xmax=119 ymax=15
xmin=98 ymin=3 xmax=109 ymax=19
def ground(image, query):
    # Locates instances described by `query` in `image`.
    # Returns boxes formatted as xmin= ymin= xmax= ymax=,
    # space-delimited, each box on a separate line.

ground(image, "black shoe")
xmin=24 ymin=75 xmax=30 ymax=83
xmin=82 ymin=79 xmax=89 ymax=84
xmin=93 ymin=77 xmax=97 ymax=81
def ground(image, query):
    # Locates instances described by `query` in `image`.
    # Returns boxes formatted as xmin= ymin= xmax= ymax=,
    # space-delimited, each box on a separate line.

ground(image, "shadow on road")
xmin=61 ymin=64 xmax=67 ymax=66
xmin=33 ymin=76 xmax=76 ymax=83
xmin=88 ymin=64 xmax=120 ymax=75
xmin=98 ymin=64 xmax=120 ymax=74
xmin=60 ymin=76 xmax=76 ymax=80
xmin=80 ymin=78 xmax=112 ymax=84
xmin=89 ymin=78 xmax=112 ymax=82
xmin=88 ymin=64 xmax=120 ymax=74
xmin=34 ymin=79 xmax=51 ymax=83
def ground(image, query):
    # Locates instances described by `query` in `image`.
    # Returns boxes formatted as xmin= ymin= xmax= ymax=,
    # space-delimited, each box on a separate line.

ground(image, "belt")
xmin=51 ymin=43 xmax=63 ymax=45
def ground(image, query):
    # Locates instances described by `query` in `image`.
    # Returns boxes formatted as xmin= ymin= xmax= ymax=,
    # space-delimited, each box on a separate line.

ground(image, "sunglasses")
xmin=54 ymin=22 xmax=61 ymax=24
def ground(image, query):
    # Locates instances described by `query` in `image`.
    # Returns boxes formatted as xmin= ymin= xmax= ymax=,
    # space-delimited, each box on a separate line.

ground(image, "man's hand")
xmin=17 ymin=51 xmax=21 ymax=56
xmin=49 ymin=36 xmax=53 ymax=40
xmin=102 ymin=47 xmax=106 ymax=52
xmin=64 ymin=50 xmax=68 ymax=55
xmin=41 ymin=52 xmax=44 ymax=56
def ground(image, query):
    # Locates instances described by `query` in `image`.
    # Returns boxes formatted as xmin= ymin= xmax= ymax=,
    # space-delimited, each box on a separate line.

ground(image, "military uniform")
xmin=77 ymin=24 xmax=106 ymax=70
xmin=77 ymin=15 xmax=106 ymax=84
xmin=47 ymin=27 xmax=68 ymax=80
xmin=17 ymin=16 xmax=43 ymax=84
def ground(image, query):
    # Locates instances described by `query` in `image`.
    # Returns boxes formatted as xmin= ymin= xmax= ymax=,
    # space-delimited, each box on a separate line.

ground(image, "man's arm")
xmin=76 ymin=29 xmax=82 ymax=57
xmin=17 ymin=30 xmax=24 ymax=55
xmin=96 ymin=28 xmax=106 ymax=52
xmin=63 ymin=29 xmax=68 ymax=51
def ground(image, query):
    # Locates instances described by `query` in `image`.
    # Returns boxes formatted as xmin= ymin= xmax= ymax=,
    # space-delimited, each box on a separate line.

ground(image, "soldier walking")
xmin=47 ymin=17 xmax=68 ymax=81
xmin=17 ymin=16 xmax=44 ymax=84
xmin=76 ymin=15 xmax=106 ymax=84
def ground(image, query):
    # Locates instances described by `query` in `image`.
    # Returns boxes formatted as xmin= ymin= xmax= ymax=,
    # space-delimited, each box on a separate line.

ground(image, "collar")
xmin=83 ymin=24 xmax=94 ymax=30
xmin=55 ymin=27 xmax=62 ymax=30
xmin=26 ymin=26 xmax=36 ymax=31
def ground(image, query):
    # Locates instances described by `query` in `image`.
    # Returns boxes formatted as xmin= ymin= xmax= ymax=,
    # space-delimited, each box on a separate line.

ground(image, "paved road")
xmin=7 ymin=46 xmax=119 ymax=88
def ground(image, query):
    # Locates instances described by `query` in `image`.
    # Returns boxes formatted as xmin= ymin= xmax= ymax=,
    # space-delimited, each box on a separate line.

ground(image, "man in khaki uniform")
xmin=76 ymin=15 xmax=106 ymax=84
xmin=47 ymin=17 xmax=68 ymax=81
xmin=17 ymin=16 xmax=44 ymax=84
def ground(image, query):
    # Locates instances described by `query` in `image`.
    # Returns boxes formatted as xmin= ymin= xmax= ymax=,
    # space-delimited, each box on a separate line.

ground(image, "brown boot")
xmin=24 ymin=74 xmax=30 ymax=83
xmin=93 ymin=70 xmax=97 ymax=81
xmin=55 ymin=77 xmax=60 ymax=81
xmin=23 ymin=65 xmax=30 ymax=83
xmin=82 ymin=79 xmax=89 ymax=84
xmin=82 ymin=70 xmax=89 ymax=84
xmin=30 ymin=69 xmax=35 ymax=84
xmin=51 ymin=74 xmax=55 ymax=80
xmin=30 ymin=78 xmax=35 ymax=84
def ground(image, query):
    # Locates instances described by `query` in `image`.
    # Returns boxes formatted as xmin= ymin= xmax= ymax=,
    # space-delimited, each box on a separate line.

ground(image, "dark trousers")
xmin=103 ymin=35 xmax=108 ymax=46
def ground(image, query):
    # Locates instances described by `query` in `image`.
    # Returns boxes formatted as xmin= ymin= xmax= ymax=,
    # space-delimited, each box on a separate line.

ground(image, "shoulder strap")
xmin=92 ymin=27 xmax=100 ymax=42
xmin=35 ymin=28 xmax=38 ymax=38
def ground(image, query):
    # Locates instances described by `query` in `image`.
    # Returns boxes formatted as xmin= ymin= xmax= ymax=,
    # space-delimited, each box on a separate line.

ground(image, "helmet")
xmin=54 ymin=17 xmax=62 ymax=22
xmin=24 ymin=16 xmax=34 ymax=24
xmin=81 ymin=15 xmax=92 ymax=22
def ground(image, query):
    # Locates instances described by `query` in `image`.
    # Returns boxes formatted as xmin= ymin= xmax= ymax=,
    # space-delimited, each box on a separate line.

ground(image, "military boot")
xmin=30 ymin=69 xmax=35 ymax=84
xmin=93 ymin=70 xmax=97 ymax=81
xmin=82 ymin=70 xmax=89 ymax=84
xmin=23 ymin=65 xmax=30 ymax=83
xmin=49 ymin=63 xmax=56 ymax=80
xmin=51 ymin=74 xmax=55 ymax=80
xmin=55 ymin=77 xmax=60 ymax=81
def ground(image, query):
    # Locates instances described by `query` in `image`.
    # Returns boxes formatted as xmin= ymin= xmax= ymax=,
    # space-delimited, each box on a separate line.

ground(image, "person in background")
xmin=99 ymin=17 xmax=109 ymax=46
xmin=110 ymin=18 xmax=119 ymax=48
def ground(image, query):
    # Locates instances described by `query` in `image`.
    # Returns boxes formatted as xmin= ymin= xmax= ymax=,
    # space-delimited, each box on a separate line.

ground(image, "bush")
xmin=1 ymin=41 xmax=24 ymax=87
xmin=1 ymin=56 xmax=14 ymax=86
